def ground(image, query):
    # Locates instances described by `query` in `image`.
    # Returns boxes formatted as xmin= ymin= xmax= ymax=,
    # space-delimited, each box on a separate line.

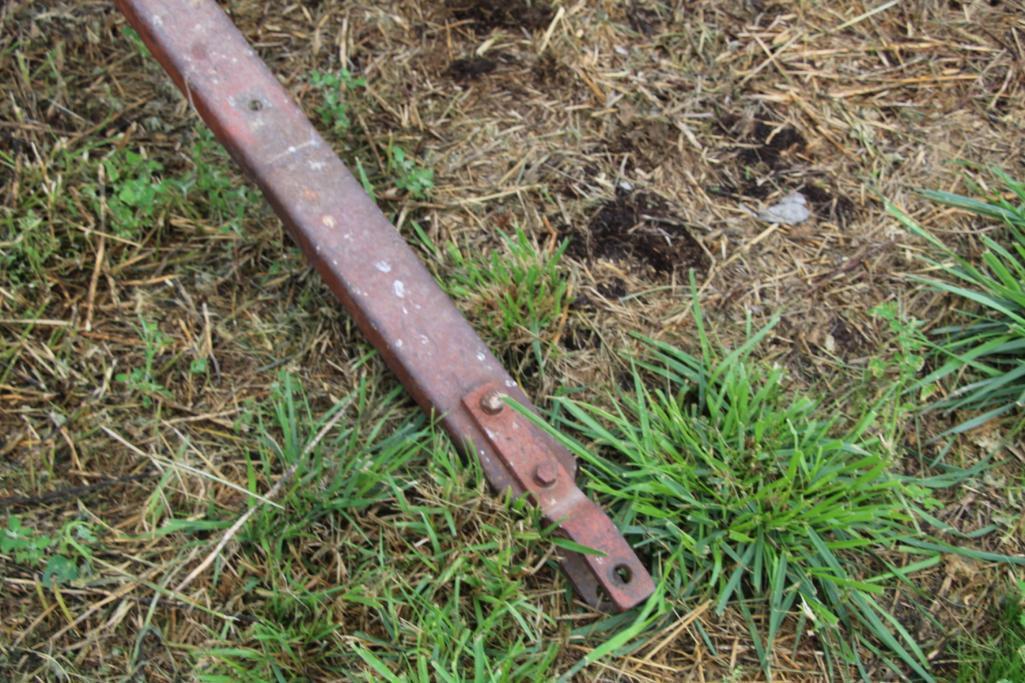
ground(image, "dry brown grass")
xmin=2 ymin=0 xmax=1024 ymax=680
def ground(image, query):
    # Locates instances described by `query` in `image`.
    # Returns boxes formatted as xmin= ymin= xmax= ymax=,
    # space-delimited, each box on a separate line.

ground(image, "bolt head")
xmin=480 ymin=391 xmax=505 ymax=415
xmin=533 ymin=462 xmax=558 ymax=487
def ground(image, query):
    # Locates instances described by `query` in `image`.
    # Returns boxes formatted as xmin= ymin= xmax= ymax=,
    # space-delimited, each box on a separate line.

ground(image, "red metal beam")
xmin=113 ymin=0 xmax=653 ymax=611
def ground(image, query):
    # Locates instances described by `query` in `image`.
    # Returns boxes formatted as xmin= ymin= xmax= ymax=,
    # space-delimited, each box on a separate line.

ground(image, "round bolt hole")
xmin=248 ymin=98 xmax=264 ymax=112
xmin=612 ymin=564 xmax=632 ymax=585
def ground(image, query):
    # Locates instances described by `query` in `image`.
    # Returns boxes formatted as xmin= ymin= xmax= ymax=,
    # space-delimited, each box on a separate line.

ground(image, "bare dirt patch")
xmin=445 ymin=0 xmax=554 ymax=34
xmin=564 ymin=189 xmax=709 ymax=278
xmin=446 ymin=55 xmax=498 ymax=81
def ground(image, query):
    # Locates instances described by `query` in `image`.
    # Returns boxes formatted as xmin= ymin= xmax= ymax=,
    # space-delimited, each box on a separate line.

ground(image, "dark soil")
xmin=445 ymin=0 xmax=554 ymax=34
xmin=447 ymin=56 xmax=497 ymax=81
xmin=559 ymin=326 xmax=599 ymax=351
xmin=611 ymin=117 xmax=678 ymax=172
xmin=563 ymin=189 xmax=709 ymax=277
xmin=828 ymin=315 xmax=865 ymax=355
xmin=737 ymin=121 xmax=807 ymax=169
xmin=707 ymin=111 xmax=860 ymax=228
xmin=714 ymin=112 xmax=807 ymax=170
xmin=532 ymin=53 xmax=570 ymax=86
xmin=626 ymin=2 xmax=667 ymax=36
xmin=597 ymin=277 xmax=629 ymax=299
xmin=801 ymin=183 xmax=858 ymax=228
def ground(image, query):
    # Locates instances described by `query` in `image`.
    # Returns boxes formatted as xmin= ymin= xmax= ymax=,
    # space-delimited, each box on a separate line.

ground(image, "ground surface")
xmin=2 ymin=0 xmax=1025 ymax=680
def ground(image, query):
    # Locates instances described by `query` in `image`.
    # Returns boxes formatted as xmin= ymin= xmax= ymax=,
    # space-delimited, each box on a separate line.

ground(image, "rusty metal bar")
xmin=113 ymin=0 xmax=653 ymax=611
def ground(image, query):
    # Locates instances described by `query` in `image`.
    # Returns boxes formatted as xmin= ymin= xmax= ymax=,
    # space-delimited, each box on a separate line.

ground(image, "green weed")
xmin=1 ymin=515 xmax=99 ymax=586
xmin=309 ymin=68 xmax=366 ymax=134
xmin=387 ymin=145 xmax=434 ymax=200
xmin=2 ymin=129 xmax=253 ymax=297
xmin=1 ymin=143 xmax=97 ymax=284
xmin=182 ymin=128 xmax=257 ymax=232
xmin=1 ymin=515 xmax=53 ymax=564
xmin=116 ymin=316 xmax=172 ymax=406
xmin=890 ymin=168 xmax=1025 ymax=435
xmin=88 ymin=147 xmax=180 ymax=238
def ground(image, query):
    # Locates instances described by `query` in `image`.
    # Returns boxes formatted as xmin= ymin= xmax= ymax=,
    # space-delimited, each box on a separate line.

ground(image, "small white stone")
xmin=757 ymin=191 xmax=810 ymax=225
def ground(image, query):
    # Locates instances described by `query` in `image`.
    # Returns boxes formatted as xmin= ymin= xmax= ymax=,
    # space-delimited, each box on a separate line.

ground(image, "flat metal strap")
xmin=463 ymin=382 xmax=654 ymax=610
xmin=114 ymin=0 xmax=653 ymax=611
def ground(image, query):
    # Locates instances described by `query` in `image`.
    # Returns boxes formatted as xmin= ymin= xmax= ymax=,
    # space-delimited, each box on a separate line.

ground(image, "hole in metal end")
xmin=248 ymin=98 xmax=264 ymax=111
xmin=612 ymin=564 xmax=632 ymax=585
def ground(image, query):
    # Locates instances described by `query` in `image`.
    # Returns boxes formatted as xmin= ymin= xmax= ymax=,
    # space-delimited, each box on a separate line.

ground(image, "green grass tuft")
xmin=890 ymin=169 xmax=1025 ymax=435
xmin=518 ymin=284 xmax=1025 ymax=681
xmin=445 ymin=228 xmax=569 ymax=374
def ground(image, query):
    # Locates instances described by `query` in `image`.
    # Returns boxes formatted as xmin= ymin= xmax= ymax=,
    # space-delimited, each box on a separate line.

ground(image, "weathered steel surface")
xmin=114 ymin=0 xmax=653 ymax=610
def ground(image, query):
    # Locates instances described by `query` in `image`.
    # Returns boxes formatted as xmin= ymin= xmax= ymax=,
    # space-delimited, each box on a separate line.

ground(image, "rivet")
xmin=480 ymin=391 xmax=505 ymax=415
xmin=533 ymin=462 xmax=558 ymax=487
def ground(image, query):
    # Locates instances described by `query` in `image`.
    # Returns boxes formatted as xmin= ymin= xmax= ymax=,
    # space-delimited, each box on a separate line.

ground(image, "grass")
xmin=0 ymin=125 xmax=256 ymax=297
xmin=891 ymin=169 xmax=1025 ymax=435
xmin=957 ymin=580 xmax=1025 ymax=683
xmin=529 ymin=285 xmax=1024 ymax=681
xmin=4 ymin=2 xmax=1025 ymax=681
xmin=163 ymin=372 xmax=566 ymax=681
xmin=444 ymin=227 xmax=569 ymax=376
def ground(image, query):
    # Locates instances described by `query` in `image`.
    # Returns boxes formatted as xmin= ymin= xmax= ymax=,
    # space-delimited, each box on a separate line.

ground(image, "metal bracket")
xmin=463 ymin=382 xmax=654 ymax=610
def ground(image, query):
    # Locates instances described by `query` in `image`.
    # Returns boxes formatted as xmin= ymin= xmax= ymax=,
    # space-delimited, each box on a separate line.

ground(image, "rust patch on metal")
xmin=113 ymin=0 xmax=653 ymax=611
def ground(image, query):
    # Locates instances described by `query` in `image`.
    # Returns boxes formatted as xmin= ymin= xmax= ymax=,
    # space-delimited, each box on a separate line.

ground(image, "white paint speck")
xmin=308 ymin=160 xmax=326 ymax=171
xmin=476 ymin=352 xmax=486 ymax=362
xmin=393 ymin=280 xmax=405 ymax=298
xmin=395 ymin=339 xmax=403 ymax=348
xmin=375 ymin=260 xmax=392 ymax=273
xmin=331 ymin=259 xmax=338 ymax=266
xmin=505 ymin=379 xmax=516 ymax=388
xmin=322 ymin=215 xmax=336 ymax=228
xmin=418 ymin=334 xmax=429 ymax=345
